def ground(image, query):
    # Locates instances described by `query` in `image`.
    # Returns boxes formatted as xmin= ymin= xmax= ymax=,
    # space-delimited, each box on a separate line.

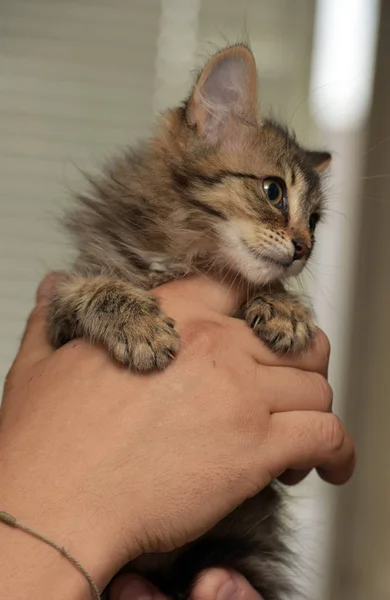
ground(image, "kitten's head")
xmin=158 ymin=45 xmax=330 ymax=285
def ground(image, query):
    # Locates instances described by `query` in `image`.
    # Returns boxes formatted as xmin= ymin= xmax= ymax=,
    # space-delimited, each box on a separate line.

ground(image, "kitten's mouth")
xmin=245 ymin=244 xmax=294 ymax=269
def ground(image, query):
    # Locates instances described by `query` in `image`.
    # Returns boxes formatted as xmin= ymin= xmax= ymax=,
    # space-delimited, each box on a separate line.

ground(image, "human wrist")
xmin=0 ymin=456 xmax=140 ymax=592
xmin=0 ymin=517 xmax=93 ymax=600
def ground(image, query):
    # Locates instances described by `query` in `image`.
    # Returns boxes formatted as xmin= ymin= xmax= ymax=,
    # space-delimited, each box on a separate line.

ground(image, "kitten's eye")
xmin=309 ymin=213 xmax=320 ymax=232
xmin=262 ymin=178 xmax=286 ymax=210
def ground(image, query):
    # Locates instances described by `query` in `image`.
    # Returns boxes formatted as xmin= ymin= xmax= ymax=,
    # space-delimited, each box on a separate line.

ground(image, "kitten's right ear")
xmin=306 ymin=150 xmax=332 ymax=174
xmin=187 ymin=45 xmax=259 ymax=145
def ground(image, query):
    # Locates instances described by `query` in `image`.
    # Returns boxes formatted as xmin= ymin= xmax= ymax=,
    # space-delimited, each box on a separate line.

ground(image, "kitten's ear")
xmin=306 ymin=151 xmax=332 ymax=174
xmin=187 ymin=45 xmax=258 ymax=145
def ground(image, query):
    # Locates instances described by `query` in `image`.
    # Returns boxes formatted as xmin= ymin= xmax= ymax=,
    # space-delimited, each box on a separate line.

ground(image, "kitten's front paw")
xmin=244 ymin=292 xmax=316 ymax=353
xmin=113 ymin=309 xmax=180 ymax=372
xmin=49 ymin=278 xmax=180 ymax=373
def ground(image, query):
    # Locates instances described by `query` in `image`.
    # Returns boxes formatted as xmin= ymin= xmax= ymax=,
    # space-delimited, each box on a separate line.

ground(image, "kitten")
xmin=49 ymin=45 xmax=330 ymax=600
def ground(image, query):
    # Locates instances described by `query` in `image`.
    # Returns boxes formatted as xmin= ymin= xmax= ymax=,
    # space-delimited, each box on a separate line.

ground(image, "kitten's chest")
xmin=143 ymin=253 xmax=191 ymax=288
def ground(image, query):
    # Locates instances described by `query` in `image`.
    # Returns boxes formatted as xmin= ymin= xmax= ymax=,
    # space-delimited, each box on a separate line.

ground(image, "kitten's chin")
xmin=217 ymin=223 xmax=305 ymax=285
xmin=234 ymin=256 xmax=304 ymax=285
xmin=283 ymin=260 xmax=306 ymax=278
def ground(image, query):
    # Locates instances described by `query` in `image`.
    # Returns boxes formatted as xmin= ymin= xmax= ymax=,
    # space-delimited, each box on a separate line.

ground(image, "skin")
xmin=109 ymin=569 xmax=265 ymax=600
xmin=0 ymin=274 xmax=355 ymax=600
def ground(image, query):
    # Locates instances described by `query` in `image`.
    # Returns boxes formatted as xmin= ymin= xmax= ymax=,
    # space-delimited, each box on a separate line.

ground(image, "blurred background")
xmin=0 ymin=0 xmax=388 ymax=598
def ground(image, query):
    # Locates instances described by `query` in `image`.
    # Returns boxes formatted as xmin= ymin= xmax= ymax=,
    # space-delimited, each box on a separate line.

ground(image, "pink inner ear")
xmin=188 ymin=46 xmax=259 ymax=145
xmin=202 ymin=56 xmax=250 ymax=110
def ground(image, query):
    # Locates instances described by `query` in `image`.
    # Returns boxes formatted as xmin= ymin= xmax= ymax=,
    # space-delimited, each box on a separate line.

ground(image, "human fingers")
xmin=222 ymin=318 xmax=330 ymax=377
xmin=277 ymin=468 xmax=311 ymax=485
xmin=265 ymin=412 xmax=355 ymax=485
xmin=108 ymin=573 xmax=168 ymax=600
xmin=191 ymin=569 xmax=264 ymax=600
xmin=260 ymin=366 xmax=332 ymax=414
xmin=251 ymin=327 xmax=330 ymax=377
xmin=9 ymin=273 xmax=59 ymax=372
xmin=108 ymin=569 xmax=265 ymax=600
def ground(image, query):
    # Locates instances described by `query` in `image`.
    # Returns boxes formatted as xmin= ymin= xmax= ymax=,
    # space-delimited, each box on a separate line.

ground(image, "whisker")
xmin=361 ymin=173 xmax=390 ymax=180
xmin=364 ymin=135 xmax=390 ymax=157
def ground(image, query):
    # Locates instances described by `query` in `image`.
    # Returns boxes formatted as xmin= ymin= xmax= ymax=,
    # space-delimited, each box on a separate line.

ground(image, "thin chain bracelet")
xmin=0 ymin=510 xmax=101 ymax=599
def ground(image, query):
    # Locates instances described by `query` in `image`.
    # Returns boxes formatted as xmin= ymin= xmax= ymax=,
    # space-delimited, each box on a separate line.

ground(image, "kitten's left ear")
xmin=305 ymin=150 xmax=332 ymax=174
xmin=187 ymin=45 xmax=259 ymax=145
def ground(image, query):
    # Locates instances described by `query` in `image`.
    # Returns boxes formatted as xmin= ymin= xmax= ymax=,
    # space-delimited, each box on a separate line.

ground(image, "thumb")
xmin=13 ymin=273 xmax=60 ymax=370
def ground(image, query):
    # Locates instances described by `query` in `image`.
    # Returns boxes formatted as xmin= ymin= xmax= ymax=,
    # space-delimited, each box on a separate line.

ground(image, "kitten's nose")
xmin=292 ymin=239 xmax=310 ymax=261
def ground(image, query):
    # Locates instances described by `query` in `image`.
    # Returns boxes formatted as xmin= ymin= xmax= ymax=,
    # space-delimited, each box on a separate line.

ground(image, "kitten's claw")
xmin=113 ymin=311 xmax=180 ymax=372
xmin=244 ymin=292 xmax=316 ymax=354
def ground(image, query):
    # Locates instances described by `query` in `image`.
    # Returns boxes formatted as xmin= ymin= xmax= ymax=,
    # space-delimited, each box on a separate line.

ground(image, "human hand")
xmin=0 ymin=274 xmax=355 ymax=594
xmin=109 ymin=569 xmax=263 ymax=600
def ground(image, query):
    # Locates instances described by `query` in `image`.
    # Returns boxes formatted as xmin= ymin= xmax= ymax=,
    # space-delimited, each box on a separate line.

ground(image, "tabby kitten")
xmin=50 ymin=45 xmax=330 ymax=600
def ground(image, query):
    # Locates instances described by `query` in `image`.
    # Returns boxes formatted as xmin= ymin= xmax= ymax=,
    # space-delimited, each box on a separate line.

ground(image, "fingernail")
xmin=119 ymin=580 xmax=154 ymax=600
xmin=217 ymin=576 xmax=242 ymax=600
xmin=36 ymin=273 xmax=61 ymax=302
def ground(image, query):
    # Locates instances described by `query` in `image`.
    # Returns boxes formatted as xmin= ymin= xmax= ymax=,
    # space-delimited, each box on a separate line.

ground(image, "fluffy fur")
xmin=49 ymin=44 xmax=330 ymax=599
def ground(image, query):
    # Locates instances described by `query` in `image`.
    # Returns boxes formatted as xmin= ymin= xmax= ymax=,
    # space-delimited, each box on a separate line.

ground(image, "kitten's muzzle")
xmin=244 ymin=241 xmax=295 ymax=268
xmin=292 ymin=239 xmax=311 ymax=261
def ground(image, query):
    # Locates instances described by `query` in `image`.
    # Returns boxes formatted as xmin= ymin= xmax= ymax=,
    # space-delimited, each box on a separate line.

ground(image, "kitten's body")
xmin=49 ymin=45 xmax=330 ymax=599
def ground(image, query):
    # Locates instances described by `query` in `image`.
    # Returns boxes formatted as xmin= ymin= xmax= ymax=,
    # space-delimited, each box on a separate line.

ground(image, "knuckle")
xmin=180 ymin=318 xmax=226 ymax=356
xmin=58 ymin=338 xmax=90 ymax=357
xmin=231 ymin=378 xmax=269 ymax=433
xmin=235 ymin=405 xmax=267 ymax=440
xmin=322 ymin=414 xmax=345 ymax=453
